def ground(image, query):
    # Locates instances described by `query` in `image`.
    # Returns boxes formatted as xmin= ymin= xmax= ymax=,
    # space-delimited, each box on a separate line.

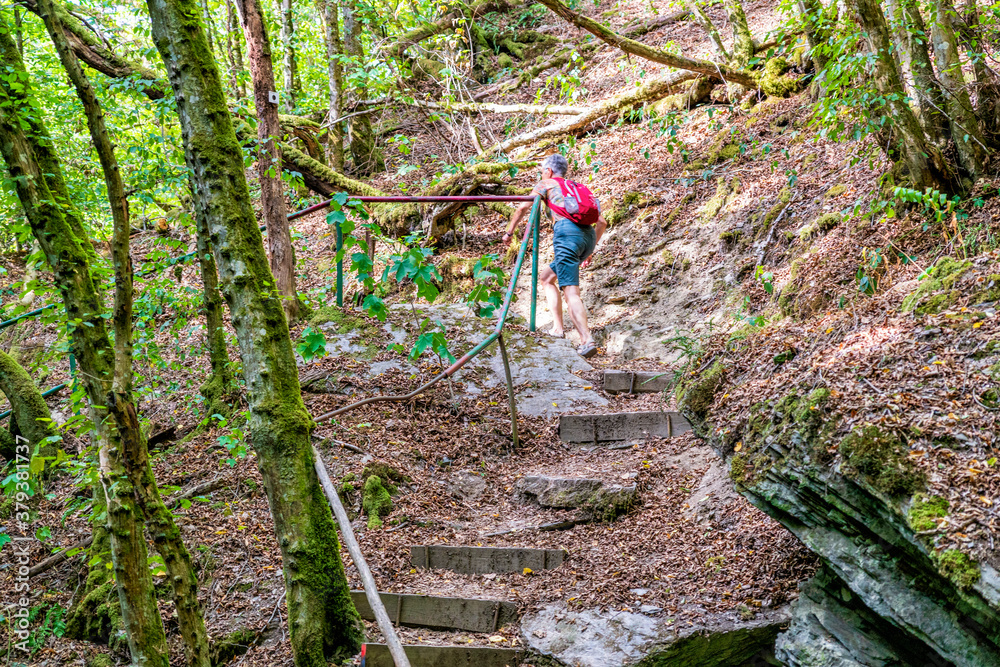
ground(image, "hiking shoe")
xmin=578 ymin=341 xmax=598 ymax=358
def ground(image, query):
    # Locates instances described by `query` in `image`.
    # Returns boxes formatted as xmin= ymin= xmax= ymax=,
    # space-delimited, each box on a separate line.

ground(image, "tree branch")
xmin=534 ymin=0 xmax=758 ymax=88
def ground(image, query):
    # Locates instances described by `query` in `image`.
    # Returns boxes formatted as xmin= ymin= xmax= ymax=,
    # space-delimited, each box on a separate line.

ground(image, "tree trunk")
xmin=226 ymin=0 xmax=247 ymax=98
xmin=342 ymin=1 xmax=384 ymax=175
xmin=382 ymin=0 xmax=509 ymax=58
xmin=0 ymin=21 xmax=170 ymax=667
xmin=535 ymin=0 xmax=759 ymax=88
xmin=685 ymin=2 xmax=728 ymax=60
xmin=280 ymin=0 xmax=297 ymax=112
xmin=931 ymin=0 xmax=986 ymax=179
xmin=897 ymin=0 xmax=948 ymax=144
xmin=234 ymin=0 xmax=300 ymax=322
xmin=796 ymin=0 xmax=828 ymax=71
xmin=0 ymin=350 xmax=56 ymax=463
xmin=723 ymin=0 xmax=753 ymax=67
xmin=36 ymin=4 xmax=214 ymax=664
xmin=958 ymin=0 xmax=1000 ymax=144
xmin=319 ymin=0 xmax=344 ymax=171
xmin=845 ymin=0 xmax=955 ymax=191
xmin=64 ymin=484 xmax=120 ymax=647
xmin=143 ymin=2 xmax=365 ymax=665
xmin=192 ymin=194 xmax=235 ymax=416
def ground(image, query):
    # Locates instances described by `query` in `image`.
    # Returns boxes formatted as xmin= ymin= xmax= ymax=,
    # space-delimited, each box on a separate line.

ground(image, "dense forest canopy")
xmin=3 ymin=0 xmax=1000 ymax=665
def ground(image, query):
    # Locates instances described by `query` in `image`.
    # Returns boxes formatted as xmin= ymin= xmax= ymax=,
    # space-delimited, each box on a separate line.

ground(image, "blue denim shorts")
xmin=551 ymin=219 xmax=596 ymax=288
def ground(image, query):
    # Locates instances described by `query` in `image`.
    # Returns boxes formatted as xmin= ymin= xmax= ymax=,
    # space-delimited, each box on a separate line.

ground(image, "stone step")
xmin=363 ymin=644 xmax=523 ymax=667
xmin=410 ymin=545 xmax=565 ymax=574
xmin=350 ymin=591 xmax=518 ymax=633
xmin=603 ymin=370 xmax=672 ymax=394
xmin=558 ymin=411 xmax=691 ymax=443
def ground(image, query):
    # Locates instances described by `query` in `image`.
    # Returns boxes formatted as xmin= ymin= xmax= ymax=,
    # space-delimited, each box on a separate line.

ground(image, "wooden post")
xmin=313 ymin=446 xmax=412 ymax=667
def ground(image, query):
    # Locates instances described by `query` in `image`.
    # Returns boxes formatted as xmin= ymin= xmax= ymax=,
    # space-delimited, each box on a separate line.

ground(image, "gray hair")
xmin=541 ymin=153 xmax=568 ymax=177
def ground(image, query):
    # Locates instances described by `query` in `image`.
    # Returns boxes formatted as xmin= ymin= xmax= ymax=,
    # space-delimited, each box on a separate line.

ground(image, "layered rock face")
xmin=677 ymin=255 xmax=1000 ymax=666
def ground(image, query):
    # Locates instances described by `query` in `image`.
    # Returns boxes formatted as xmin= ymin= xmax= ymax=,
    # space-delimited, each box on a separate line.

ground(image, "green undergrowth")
xmin=839 ymin=425 xmax=925 ymax=496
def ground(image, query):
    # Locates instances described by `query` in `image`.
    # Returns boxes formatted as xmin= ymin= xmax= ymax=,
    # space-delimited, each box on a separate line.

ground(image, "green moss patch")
xmin=908 ymin=494 xmax=949 ymax=532
xmin=934 ymin=549 xmax=980 ymax=590
xmin=701 ymin=179 xmax=739 ymax=223
xmin=901 ymin=257 xmax=972 ymax=315
xmin=824 ymin=184 xmax=848 ymax=200
xmin=972 ymin=274 xmax=1000 ymax=304
xmin=677 ymin=360 xmax=725 ymax=419
xmin=210 ymin=627 xmax=257 ymax=665
xmin=840 ymin=425 xmax=924 ymax=496
xmin=798 ymin=212 xmax=841 ymax=241
xmin=759 ymin=57 xmax=802 ymax=98
xmin=362 ymin=475 xmax=394 ymax=529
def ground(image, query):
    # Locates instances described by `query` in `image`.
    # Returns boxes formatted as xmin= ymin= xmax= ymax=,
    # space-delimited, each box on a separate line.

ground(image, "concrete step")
xmin=559 ymin=410 xmax=691 ymax=443
xmin=350 ymin=591 xmax=517 ymax=633
xmin=409 ymin=545 xmax=565 ymax=574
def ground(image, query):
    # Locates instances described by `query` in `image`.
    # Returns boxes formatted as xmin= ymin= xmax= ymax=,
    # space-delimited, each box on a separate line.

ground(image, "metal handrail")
xmin=312 ymin=196 xmax=542 ymax=429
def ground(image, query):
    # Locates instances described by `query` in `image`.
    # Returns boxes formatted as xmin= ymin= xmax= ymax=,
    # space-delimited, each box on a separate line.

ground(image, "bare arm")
xmin=503 ymin=201 xmax=533 ymax=240
xmin=582 ymin=214 xmax=606 ymax=269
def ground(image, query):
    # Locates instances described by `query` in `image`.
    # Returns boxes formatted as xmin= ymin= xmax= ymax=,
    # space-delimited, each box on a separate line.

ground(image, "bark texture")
xmin=898 ymin=0 xmax=948 ymax=143
xmin=723 ymin=0 xmax=753 ymax=67
xmin=0 ymin=21 xmax=169 ymax=667
xmin=234 ymin=0 xmax=299 ymax=321
xmin=685 ymin=2 xmax=728 ymax=60
xmin=143 ymin=2 xmax=364 ymax=664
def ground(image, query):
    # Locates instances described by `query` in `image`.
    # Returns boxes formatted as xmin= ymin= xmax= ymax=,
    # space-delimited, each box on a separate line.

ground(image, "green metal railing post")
xmin=335 ymin=220 xmax=344 ymax=307
xmin=529 ymin=196 xmax=541 ymax=332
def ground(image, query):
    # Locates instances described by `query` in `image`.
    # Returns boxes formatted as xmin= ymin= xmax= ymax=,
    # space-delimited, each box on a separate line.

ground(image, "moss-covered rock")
xmin=933 ymin=549 xmax=980 ymax=590
xmin=413 ymin=58 xmax=446 ymax=80
xmin=759 ymin=57 xmax=802 ymax=98
xmin=700 ymin=179 xmax=739 ymax=223
xmin=824 ymin=183 xmax=848 ymax=200
xmin=900 ymin=257 xmax=972 ymax=315
xmin=362 ymin=475 xmax=394 ymax=529
xmin=973 ymin=274 xmax=1000 ymax=304
xmin=497 ymin=53 xmax=514 ymax=70
xmin=839 ymin=425 xmax=924 ymax=496
xmin=210 ymin=627 xmax=257 ymax=665
xmin=677 ymin=360 xmax=725 ymax=419
xmin=797 ymin=212 xmax=841 ymax=241
xmin=907 ymin=494 xmax=948 ymax=532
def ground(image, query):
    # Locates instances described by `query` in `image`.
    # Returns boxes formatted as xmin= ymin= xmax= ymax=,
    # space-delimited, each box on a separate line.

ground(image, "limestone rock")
xmin=516 ymin=475 xmax=637 ymax=520
xmin=521 ymin=603 xmax=789 ymax=667
xmin=449 ymin=470 xmax=486 ymax=500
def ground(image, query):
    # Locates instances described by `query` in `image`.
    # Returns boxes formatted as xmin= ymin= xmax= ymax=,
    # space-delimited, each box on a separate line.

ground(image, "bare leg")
xmin=563 ymin=285 xmax=592 ymax=344
xmin=540 ymin=266 xmax=564 ymax=336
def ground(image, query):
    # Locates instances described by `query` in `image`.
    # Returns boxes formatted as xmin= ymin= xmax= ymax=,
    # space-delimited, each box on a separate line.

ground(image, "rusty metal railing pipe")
xmin=312 ymin=196 xmax=541 ymax=423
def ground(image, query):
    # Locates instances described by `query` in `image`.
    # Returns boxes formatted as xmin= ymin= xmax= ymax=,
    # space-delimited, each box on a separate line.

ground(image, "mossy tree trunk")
xmin=722 ymin=0 xmax=753 ymax=68
xmin=234 ymin=0 xmax=300 ymax=322
xmin=192 ymin=199 xmax=236 ymax=416
xmin=795 ymin=0 xmax=828 ymax=71
xmin=64 ymin=483 xmax=118 ymax=644
xmin=931 ymin=0 xmax=987 ymax=179
xmin=0 ymin=350 xmax=56 ymax=463
xmin=0 ymin=21 xmax=170 ymax=667
xmin=846 ymin=0 xmax=956 ymax=191
xmin=143 ymin=2 xmax=364 ymax=665
xmin=319 ymin=0 xmax=344 ymax=171
xmin=341 ymin=1 xmax=384 ymax=175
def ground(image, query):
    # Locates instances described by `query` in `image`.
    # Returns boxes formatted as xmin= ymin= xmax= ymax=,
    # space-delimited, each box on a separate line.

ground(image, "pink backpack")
xmin=546 ymin=177 xmax=600 ymax=226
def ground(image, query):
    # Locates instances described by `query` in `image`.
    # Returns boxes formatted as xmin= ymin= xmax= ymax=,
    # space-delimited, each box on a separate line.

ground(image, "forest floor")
xmin=4 ymin=0 xmax=1000 ymax=664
